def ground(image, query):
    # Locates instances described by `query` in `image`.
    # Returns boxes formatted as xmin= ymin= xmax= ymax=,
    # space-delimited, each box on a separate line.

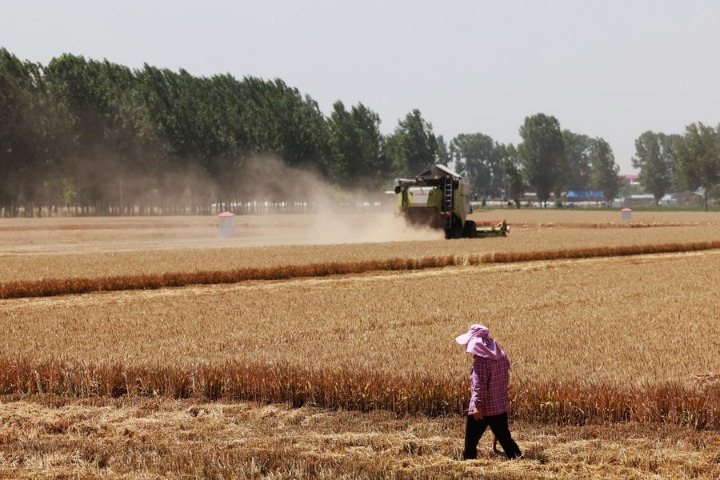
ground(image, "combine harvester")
xmin=393 ymin=164 xmax=509 ymax=239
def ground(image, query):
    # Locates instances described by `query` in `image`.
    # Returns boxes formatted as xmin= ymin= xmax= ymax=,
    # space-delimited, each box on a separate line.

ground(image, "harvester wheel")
xmin=463 ymin=220 xmax=477 ymax=239
xmin=445 ymin=223 xmax=463 ymax=240
xmin=444 ymin=220 xmax=463 ymax=239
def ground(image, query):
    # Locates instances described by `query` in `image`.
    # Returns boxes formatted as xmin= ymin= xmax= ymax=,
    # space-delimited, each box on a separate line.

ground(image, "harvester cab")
xmin=393 ymin=164 xmax=509 ymax=239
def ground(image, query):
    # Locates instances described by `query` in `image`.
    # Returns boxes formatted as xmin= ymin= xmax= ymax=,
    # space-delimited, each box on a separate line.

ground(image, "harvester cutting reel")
xmin=474 ymin=219 xmax=510 ymax=238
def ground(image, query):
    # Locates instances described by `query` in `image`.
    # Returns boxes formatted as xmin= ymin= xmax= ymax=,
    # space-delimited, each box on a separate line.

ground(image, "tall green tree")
xmin=562 ymin=130 xmax=592 ymax=191
xmin=588 ymin=137 xmax=620 ymax=204
xmin=518 ymin=113 xmax=565 ymax=206
xmin=134 ymin=65 xmax=192 ymax=213
xmin=435 ymin=135 xmax=451 ymax=166
xmin=327 ymin=101 xmax=387 ymax=189
xmin=102 ymin=63 xmax=165 ymax=214
xmin=0 ymin=49 xmax=70 ymax=216
xmin=229 ymin=76 xmax=332 ymax=203
xmin=0 ymin=48 xmax=35 ymax=215
xmin=45 ymin=55 xmax=142 ymax=214
xmin=631 ymin=131 xmax=674 ymax=205
xmin=20 ymin=61 xmax=74 ymax=215
xmin=663 ymin=134 xmax=683 ymax=193
xmin=136 ymin=68 xmax=244 ymax=212
xmin=385 ymin=109 xmax=437 ymax=176
xmin=168 ymin=73 xmax=239 ymax=212
xmin=450 ymin=133 xmax=503 ymax=199
xmin=675 ymin=122 xmax=720 ymax=211
xmin=498 ymin=143 xmax=525 ymax=208
xmin=236 ymin=77 xmax=329 ymax=170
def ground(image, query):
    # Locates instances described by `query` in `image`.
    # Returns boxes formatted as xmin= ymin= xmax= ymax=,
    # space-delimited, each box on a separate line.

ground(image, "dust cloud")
xmin=231 ymin=156 xmax=443 ymax=246
xmin=1 ymin=155 xmax=445 ymax=253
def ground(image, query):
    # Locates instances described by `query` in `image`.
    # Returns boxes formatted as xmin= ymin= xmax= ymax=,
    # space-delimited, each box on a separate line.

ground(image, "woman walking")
xmin=455 ymin=324 xmax=522 ymax=460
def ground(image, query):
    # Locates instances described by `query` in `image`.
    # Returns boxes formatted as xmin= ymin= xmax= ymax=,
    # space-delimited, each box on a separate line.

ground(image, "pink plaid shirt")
xmin=468 ymin=354 xmax=510 ymax=416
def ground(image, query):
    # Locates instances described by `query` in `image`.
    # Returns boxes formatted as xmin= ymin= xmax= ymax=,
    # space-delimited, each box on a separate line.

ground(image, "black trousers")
xmin=463 ymin=412 xmax=522 ymax=460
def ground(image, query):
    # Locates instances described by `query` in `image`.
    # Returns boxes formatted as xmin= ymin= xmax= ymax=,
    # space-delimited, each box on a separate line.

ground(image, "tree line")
xmin=1 ymin=48 xmax=718 ymax=216
xmin=632 ymin=127 xmax=720 ymax=210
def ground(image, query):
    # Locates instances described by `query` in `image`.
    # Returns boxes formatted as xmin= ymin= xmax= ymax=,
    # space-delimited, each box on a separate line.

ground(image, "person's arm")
xmin=470 ymin=359 xmax=488 ymax=419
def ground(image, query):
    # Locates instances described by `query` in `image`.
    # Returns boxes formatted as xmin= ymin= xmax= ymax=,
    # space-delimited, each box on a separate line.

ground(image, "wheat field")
xmin=2 ymin=210 xmax=720 ymax=478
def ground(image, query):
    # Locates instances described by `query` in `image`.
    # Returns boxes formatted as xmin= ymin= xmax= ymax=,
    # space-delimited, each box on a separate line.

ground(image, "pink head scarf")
xmin=455 ymin=324 xmax=506 ymax=360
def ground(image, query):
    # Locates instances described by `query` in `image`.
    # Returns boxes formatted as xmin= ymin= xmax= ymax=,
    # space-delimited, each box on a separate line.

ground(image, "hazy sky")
xmin=4 ymin=1 xmax=720 ymax=174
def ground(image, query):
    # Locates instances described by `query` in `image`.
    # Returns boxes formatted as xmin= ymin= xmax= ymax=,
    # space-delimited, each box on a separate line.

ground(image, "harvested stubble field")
xmin=2 ymin=209 xmax=720 ymax=479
